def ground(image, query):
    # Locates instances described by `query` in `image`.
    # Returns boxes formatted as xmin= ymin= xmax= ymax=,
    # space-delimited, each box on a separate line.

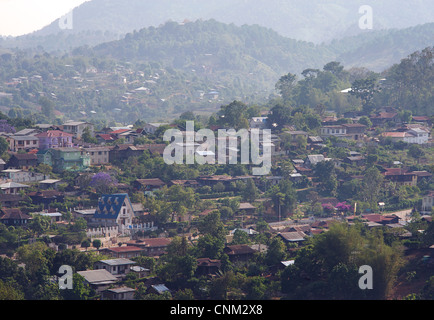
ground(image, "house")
xmin=382 ymin=128 xmax=430 ymax=144
xmin=94 ymin=258 xmax=137 ymax=277
xmin=143 ymin=123 xmax=169 ymax=134
xmin=35 ymin=130 xmax=74 ymax=150
xmin=90 ymin=193 xmax=135 ymax=229
xmin=76 ymin=269 xmax=118 ymax=293
xmin=223 ymin=244 xmax=256 ymax=262
xmin=98 ymin=246 xmax=144 ymax=259
xmin=412 ymin=116 xmax=432 ymax=126
xmin=169 ymin=180 xmax=199 ymax=188
xmin=405 ymin=128 xmax=430 ymax=144
xmin=237 ymin=202 xmax=256 ymax=215
xmin=102 ymin=287 xmax=136 ymax=300
xmin=38 ymin=179 xmax=63 ymax=190
xmin=81 ymin=146 xmax=111 ymax=165
xmin=37 ymin=148 xmax=90 ymax=172
xmin=308 ymin=136 xmax=324 ymax=145
xmin=196 ymin=258 xmax=221 ymax=276
xmin=108 ymin=128 xmax=133 ymax=140
xmin=125 ymin=237 xmax=172 ymax=257
xmin=342 ymin=124 xmax=367 ymax=141
xmin=343 ymin=155 xmax=366 ymax=166
xmin=320 ymin=124 xmax=366 ymax=141
xmin=1 ymin=169 xmax=48 ymax=183
xmin=133 ymin=178 xmax=166 ymax=195
xmin=0 ymin=181 xmax=30 ymax=194
xmin=412 ymin=171 xmax=432 ymax=184
xmin=28 ymin=190 xmax=64 ymax=209
xmin=229 ymin=228 xmax=259 ymax=237
xmin=0 ymin=208 xmax=31 ymax=226
xmin=0 ymin=194 xmax=26 ymax=208
xmin=277 ymin=231 xmax=307 ymax=244
xmin=96 ymin=134 xmax=115 ymax=145
xmin=422 ymin=191 xmax=434 ymax=214
xmin=108 ymin=144 xmax=165 ymax=163
xmin=6 ymin=153 xmax=38 ymax=170
xmin=304 ymin=154 xmax=330 ymax=168
xmin=149 ymin=284 xmax=170 ymax=295
xmin=249 ymin=117 xmax=268 ymax=129
xmin=62 ymin=121 xmax=94 ymax=139
xmin=32 ymin=211 xmax=63 ymax=224
xmin=129 ymin=265 xmax=150 ymax=278
xmin=7 ymin=134 xmax=39 ymax=152
xmin=381 ymin=168 xmax=418 ymax=187
xmin=361 ymin=214 xmax=401 ymax=226
xmin=370 ymin=112 xmax=401 ymax=126
xmin=320 ymin=125 xmax=347 ymax=138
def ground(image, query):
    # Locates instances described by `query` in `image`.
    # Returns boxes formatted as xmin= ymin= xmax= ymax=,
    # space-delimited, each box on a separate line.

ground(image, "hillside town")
xmin=0 ymin=103 xmax=432 ymax=301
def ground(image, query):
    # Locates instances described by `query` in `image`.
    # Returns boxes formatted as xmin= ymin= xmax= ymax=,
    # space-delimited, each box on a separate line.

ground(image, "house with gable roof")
xmin=90 ymin=193 xmax=135 ymax=229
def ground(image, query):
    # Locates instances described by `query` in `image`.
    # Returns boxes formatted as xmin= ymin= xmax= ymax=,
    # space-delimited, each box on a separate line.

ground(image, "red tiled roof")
xmin=371 ymin=112 xmax=398 ymax=119
xmin=197 ymin=258 xmax=221 ymax=267
xmin=224 ymin=244 xmax=256 ymax=255
xmin=35 ymin=130 xmax=73 ymax=138
xmin=135 ymin=178 xmax=165 ymax=186
xmin=97 ymin=134 xmax=115 ymax=141
xmin=134 ymin=238 xmax=172 ymax=248
xmin=412 ymin=116 xmax=430 ymax=121
xmin=382 ymin=132 xmax=406 ymax=138
xmin=0 ymin=208 xmax=31 ymax=220
xmin=110 ymin=129 xmax=131 ymax=134
xmin=382 ymin=168 xmax=414 ymax=176
xmin=106 ymin=246 xmax=144 ymax=252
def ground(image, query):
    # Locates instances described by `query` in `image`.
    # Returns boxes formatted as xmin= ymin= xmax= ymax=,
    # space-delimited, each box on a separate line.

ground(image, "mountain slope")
xmin=2 ymin=0 xmax=434 ymax=48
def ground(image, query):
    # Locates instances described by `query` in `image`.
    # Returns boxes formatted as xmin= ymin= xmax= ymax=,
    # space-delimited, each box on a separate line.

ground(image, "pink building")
xmin=35 ymin=130 xmax=74 ymax=150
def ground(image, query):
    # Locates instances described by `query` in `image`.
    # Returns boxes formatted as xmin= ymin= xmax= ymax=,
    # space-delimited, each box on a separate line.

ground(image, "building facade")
xmin=35 ymin=130 xmax=74 ymax=150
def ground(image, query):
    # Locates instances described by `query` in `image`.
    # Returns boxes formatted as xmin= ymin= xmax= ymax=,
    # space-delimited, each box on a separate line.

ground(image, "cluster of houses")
xmin=0 ymin=105 xmax=431 ymax=299
xmin=69 ymin=206 xmax=426 ymax=299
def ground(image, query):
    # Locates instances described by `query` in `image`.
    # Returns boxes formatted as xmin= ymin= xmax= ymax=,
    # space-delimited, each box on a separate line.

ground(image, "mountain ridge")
xmin=3 ymin=0 xmax=434 ymax=45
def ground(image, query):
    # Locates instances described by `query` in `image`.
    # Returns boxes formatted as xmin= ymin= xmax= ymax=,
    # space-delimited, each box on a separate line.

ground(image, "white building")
xmin=422 ymin=192 xmax=434 ymax=214
xmin=62 ymin=121 xmax=94 ymax=139
xmin=404 ymin=128 xmax=430 ymax=144
xmin=2 ymin=169 xmax=48 ymax=183
xmin=249 ymin=117 xmax=268 ymax=129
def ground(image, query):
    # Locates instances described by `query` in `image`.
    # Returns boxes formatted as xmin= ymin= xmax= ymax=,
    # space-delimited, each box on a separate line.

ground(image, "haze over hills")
xmin=0 ymin=1 xmax=433 ymax=123
xmin=2 ymin=0 xmax=434 ymax=46
xmin=82 ymin=19 xmax=434 ymax=74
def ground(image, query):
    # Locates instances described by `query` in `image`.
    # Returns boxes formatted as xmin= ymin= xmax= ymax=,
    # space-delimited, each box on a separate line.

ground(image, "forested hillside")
xmin=3 ymin=0 xmax=434 ymax=46
xmin=0 ymin=20 xmax=432 ymax=125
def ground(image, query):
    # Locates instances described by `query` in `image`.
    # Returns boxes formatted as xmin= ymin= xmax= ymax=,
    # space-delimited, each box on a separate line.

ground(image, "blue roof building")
xmin=92 ymin=193 xmax=135 ymax=228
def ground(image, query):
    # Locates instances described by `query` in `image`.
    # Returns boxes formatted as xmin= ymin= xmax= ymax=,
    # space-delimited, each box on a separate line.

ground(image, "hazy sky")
xmin=0 ymin=0 xmax=89 ymax=36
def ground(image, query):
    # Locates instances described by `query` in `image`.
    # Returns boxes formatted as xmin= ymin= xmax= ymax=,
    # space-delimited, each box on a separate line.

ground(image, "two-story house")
xmin=37 ymin=148 xmax=90 ymax=172
xmin=422 ymin=191 xmax=434 ymax=214
xmin=81 ymin=146 xmax=111 ymax=165
xmin=90 ymin=193 xmax=135 ymax=229
xmin=7 ymin=135 xmax=39 ymax=152
xmin=35 ymin=130 xmax=74 ymax=150
xmin=62 ymin=121 xmax=94 ymax=139
xmin=6 ymin=154 xmax=38 ymax=170
xmin=320 ymin=124 xmax=366 ymax=141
